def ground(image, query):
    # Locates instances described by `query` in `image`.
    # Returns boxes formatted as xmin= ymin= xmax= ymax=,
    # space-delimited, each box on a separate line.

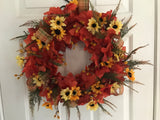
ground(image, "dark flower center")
xmin=55 ymin=29 xmax=61 ymax=35
xmin=72 ymin=90 xmax=77 ymax=95
xmin=37 ymin=78 xmax=41 ymax=82
xmin=113 ymin=25 xmax=118 ymax=29
xmin=128 ymin=72 xmax=132 ymax=77
xmin=99 ymin=18 xmax=103 ymax=22
xmin=90 ymin=104 xmax=95 ymax=107
xmin=92 ymin=23 xmax=97 ymax=28
xmin=65 ymin=91 xmax=70 ymax=96
xmin=105 ymin=62 xmax=109 ymax=66
xmin=46 ymin=104 xmax=49 ymax=107
xmin=56 ymin=21 xmax=61 ymax=25
xmin=41 ymin=41 xmax=46 ymax=45
xmin=96 ymin=86 xmax=101 ymax=90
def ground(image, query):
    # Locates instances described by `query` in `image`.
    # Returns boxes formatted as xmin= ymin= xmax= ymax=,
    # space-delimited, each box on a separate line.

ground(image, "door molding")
xmin=0 ymin=83 xmax=5 ymax=120
xmin=153 ymin=0 xmax=160 ymax=119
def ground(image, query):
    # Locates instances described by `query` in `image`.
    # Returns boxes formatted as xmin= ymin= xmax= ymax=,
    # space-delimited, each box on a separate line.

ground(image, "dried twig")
xmin=98 ymin=103 xmax=112 ymax=117
xmin=123 ymin=83 xmax=139 ymax=93
xmin=124 ymin=44 xmax=149 ymax=61
xmin=76 ymin=106 xmax=81 ymax=120
xmin=112 ymin=0 xmax=122 ymax=16
xmin=19 ymin=20 xmax=40 ymax=27
xmin=103 ymin=99 xmax=117 ymax=108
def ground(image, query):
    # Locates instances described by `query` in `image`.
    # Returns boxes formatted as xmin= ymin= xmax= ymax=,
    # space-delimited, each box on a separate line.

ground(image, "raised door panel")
xmin=0 ymin=0 xmax=154 ymax=120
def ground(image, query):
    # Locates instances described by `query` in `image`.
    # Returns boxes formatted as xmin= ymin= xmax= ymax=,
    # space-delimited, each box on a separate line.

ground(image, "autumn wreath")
xmin=13 ymin=0 xmax=149 ymax=119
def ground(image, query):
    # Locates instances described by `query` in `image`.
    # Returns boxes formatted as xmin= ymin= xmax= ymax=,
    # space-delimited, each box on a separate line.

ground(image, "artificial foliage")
xmin=13 ymin=0 xmax=150 ymax=119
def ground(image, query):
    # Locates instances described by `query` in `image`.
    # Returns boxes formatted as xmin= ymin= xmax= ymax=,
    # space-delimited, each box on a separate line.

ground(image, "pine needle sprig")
xmin=11 ymin=31 xmax=29 ymax=40
xmin=112 ymin=0 xmax=121 ymax=16
xmin=120 ymin=16 xmax=137 ymax=38
xmin=19 ymin=20 xmax=40 ymax=28
xmin=127 ymin=60 xmax=152 ymax=69
xmin=121 ymin=24 xmax=137 ymax=38
xmin=29 ymin=89 xmax=42 ymax=116
xmin=101 ymin=72 xmax=122 ymax=83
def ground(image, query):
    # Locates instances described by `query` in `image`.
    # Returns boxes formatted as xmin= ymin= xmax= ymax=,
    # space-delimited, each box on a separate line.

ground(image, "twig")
xmin=124 ymin=44 xmax=149 ymax=61
xmin=76 ymin=106 xmax=81 ymax=120
xmin=98 ymin=103 xmax=112 ymax=117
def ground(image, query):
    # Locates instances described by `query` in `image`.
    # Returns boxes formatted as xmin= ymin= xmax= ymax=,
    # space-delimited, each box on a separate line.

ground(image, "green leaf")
xmin=101 ymin=72 xmax=121 ymax=83
xmin=50 ymin=61 xmax=62 ymax=66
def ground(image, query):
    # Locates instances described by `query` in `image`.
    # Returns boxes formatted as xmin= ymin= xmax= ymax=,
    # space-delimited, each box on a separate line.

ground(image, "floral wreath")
xmin=13 ymin=0 xmax=149 ymax=119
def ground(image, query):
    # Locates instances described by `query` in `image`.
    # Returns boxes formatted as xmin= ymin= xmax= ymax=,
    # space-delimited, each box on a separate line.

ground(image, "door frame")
xmin=153 ymin=0 xmax=160 ymax=120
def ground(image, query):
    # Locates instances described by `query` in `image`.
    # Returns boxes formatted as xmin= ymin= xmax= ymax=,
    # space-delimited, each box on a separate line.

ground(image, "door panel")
xmin=0 ymin=0 xmax=154 ymax=120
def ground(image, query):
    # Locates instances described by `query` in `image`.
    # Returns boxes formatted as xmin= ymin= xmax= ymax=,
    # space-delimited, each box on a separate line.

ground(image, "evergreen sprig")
xmin=127 ymin=60 xmax=151 ymax=69
xmin=29 ymin=89 xmax=42 ymax=116
xmin=101 ymin=72 xmax=122 ymax=83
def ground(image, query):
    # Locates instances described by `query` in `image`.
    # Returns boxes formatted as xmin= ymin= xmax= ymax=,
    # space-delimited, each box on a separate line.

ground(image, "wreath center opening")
xmin=61 ymin=41 xmax=92 ymax=75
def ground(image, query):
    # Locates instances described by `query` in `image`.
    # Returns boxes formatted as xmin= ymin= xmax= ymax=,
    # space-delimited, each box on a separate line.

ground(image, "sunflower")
xmin=70 ymin=0 xmax=78 ymax=5
xmin=87 ymin=17 xmax=100 ymax=35
xmin=87 ymin=100 xmax=98 ymax=111
xmin=96 ymin=13 xmax=107 ymax=27
xmin=110 ymin=82 xmax=120 ymax=94
xmin=60 ymin=87 xmax=71 ymax=101
xmin=91 ymin=81 xmax=104 ymax=94
xmin=32 ymin=75 xmax=44 ymax=87
xmin=36 ymin=39 xmax=50 ymax=50
xmin=50 ymin=16 xmax=66 ymax=29
xmin=70 ymin=86 xmax=81 ymax=101
xmin=100 ymin=58 xmax=113 ymax=68
xmin=16 ymin=56 xmax=24 ymax=68
xmin=107 ymin=20 xmax=123 ymax=34
xmin=31 ymin=33 xmax=50 ymax=50
xmin=51 ymin=27 xmax=66 ymax=40
xmin=125 ymin=68 xmax=135 ymax=81
xmin=42 ymin=101 xmax=53 ymax=110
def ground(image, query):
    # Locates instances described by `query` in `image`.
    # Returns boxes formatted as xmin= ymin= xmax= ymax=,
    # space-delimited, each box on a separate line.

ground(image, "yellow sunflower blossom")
xmin=110 ymin=82 xmax=120 ymax=94
xmin=32 ymin=75 xmax=44 ymax=87
xmin=91 ymin=81 xmax=104 ymax=94
xmin=87 ymin=17 xmax=100 ymax=35
xmin=60 ymin=87 xmax=71 ymax=101
xmin=70 ymin=0 xmax=78 ymax=5
xmin=16 ymin=56 xmax=25 ymax=68
xmin=70 ymin=86 xmax=81 ymax=101
xmin=31 ymin=33 xmax=50 ymax=50
xmin=36 ymin=39 xmax=50 ymax=50
xmin=100 ymin=58 xmax=113 ymax=68
xmin=87 ymin=100 xmax=98 ymax=111
xmin=50 ymin=16 xmax=66 ymax=29
xmin=42 ymin=101 xmax=53 ymax=110
xmin=107 ymin=20 xmax=123 ymax=34
xmin=96 ymin=13 xmax=107 ymax=27
xmin=125 ymin=68 xmax=135 ymax=81
xmin=51 ymin=27 xmax=66 ymax=40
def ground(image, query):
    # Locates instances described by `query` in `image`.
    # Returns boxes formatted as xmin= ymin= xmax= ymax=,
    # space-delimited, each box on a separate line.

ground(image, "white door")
xmin=0 ymin=0 xmax=157 ymax=120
